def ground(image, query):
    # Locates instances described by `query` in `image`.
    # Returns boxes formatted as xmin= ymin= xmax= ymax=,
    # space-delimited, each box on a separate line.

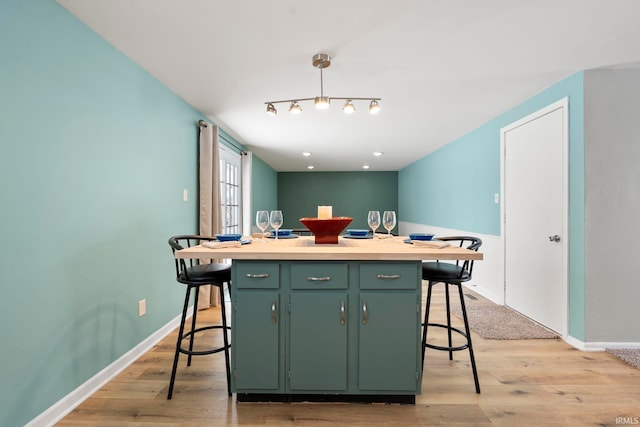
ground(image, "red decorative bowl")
xmin=299 ymin=217 xmax=353 ymax=244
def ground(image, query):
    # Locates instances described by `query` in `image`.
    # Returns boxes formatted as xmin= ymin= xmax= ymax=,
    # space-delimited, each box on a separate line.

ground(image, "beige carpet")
xmin=606 ymin=349 xmax=640 ymax=369
xmin=449 ymin=289 xmax=560 ymax=340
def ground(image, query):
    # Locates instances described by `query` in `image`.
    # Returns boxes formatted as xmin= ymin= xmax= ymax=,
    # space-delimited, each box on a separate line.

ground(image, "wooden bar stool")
xmin=167 ymin=235 xmax=232 ymax=399
xmin=421 ymin=236 xmax=482 ymax=393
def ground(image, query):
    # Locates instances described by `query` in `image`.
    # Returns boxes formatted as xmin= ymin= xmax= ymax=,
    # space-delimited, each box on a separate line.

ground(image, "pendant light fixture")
xmin=265 ymin=53 xmax=381 ymax=116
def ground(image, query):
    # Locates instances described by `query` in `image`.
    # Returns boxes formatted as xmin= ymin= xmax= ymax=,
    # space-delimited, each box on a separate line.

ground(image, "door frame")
xmin=499 ymin=97 xmax=569 ymax=337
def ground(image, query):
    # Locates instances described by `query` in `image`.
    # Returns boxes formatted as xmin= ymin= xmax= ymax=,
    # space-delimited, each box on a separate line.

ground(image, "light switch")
xmin=138 ymin=299 xmax=146 ymax=317
xmin=183 ymin=189 xmax=188 ymax=202
xmin=494 ymin=193 xmax=500 ymax=204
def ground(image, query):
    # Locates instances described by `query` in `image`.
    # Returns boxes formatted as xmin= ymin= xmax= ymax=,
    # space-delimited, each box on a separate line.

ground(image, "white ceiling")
xmin=58 ymin=0 xmax=640 ymax=172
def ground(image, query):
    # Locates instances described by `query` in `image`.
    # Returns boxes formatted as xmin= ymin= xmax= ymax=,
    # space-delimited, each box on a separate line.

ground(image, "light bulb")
xmin=342 ymin=100 xmax=355 ymax=114
xmin=369 ymin=100 xmax=380 ymax=114
xmin=314 ymin=96 xmax=330 ymax=109
xmin=289 ymin=101 xmax=302 ymax=114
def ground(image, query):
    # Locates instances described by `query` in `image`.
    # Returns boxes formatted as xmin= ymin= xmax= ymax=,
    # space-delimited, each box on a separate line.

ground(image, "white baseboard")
xmin=601 ymin=342 xmax=640 ymax=349
xmin=550 ymin=332 xmax=640 ymax=352
xmin=564 ymin=335 xmax=604 ymax=351
xmin=25 ymin=307 xmax=191 ymax=427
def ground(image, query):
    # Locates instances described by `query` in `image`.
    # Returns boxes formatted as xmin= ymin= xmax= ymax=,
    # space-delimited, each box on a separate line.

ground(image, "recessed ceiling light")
xmin=373 ymin=151 xmax=383 ymax=157
xmin=302 ymin=152 xmax=312 ymax=157
xmin=307 ymin=165 xmax=315 ymax=170
xmin=362 ymin=164 xmax=370 ymax=170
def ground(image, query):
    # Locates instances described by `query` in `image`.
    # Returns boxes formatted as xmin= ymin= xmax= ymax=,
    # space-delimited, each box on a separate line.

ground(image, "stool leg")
xmin=219 ymin=283 xmax=232 ymax=396
xmin=421 ymin=280 xmax=435 ymax=368
xmin=444 ymin=282 xmax=453 ymax=361
xmin=457 ymin=284 xmax=480 ymax=394
xmin=168 ymin=286 xmax=192 ymax=399
xmin=187 ymin=285 xmax=200 ymax=367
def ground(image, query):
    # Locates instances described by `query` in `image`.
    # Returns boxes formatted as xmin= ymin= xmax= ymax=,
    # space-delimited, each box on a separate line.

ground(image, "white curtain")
xmin=241 ymin=151 xmax=253 ymax=235
xmin=198 ymin=123 xmax=222 ymax=309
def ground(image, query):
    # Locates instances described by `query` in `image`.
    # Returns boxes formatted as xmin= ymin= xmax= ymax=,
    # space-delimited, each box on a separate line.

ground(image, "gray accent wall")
xmin=278 ymin=171 xmax=398 ymax=232
xmin=584 ymin=69 xmax=640 ymax=342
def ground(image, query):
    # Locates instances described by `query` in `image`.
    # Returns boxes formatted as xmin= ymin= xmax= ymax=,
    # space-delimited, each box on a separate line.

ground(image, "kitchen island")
xmin=175 ymin=235 xmax=482 ymax=403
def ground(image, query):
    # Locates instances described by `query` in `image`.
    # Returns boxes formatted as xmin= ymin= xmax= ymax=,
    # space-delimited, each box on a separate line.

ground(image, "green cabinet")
xmin=289 ymin=263 xmax=349 ymax=391
xmin=358 ymin=263 xmax=421 ymax=391
xmin=231 ymin=260 xmax=421 ymax=398
xmin=289 ymin=292 xmax=348 ymax=390
xmin=358 ymin=292 xmax=419 ymax=391
xmin=233 ymin=291 xmax=280 ymax=390
xmin=233 ymin=262 xmax=282 ymax=392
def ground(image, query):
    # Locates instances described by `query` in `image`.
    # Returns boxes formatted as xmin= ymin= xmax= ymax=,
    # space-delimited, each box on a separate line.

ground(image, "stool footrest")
xmin=423 ymin=322 xmax=470 ymax=352
xmin=179 ymin=325 xmax=231 ymax=356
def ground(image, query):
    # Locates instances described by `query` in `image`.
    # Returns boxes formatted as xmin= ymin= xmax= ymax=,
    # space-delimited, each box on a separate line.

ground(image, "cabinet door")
xmin=233 ymin=291 xmax=280 ymax=391
xmin=358 ymin=293 xmax=419 ymax=391
xmin=289 ymin=292 xmax=348 ymax=391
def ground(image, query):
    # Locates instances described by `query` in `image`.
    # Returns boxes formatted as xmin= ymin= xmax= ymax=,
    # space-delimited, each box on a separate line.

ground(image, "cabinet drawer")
xmin=236 ymin=262 xmax=280 ymax=289
xmin=359 ymin=263 xmax=418 ymax=290
xmin=291 ymin=263 xmax=348 ymax=290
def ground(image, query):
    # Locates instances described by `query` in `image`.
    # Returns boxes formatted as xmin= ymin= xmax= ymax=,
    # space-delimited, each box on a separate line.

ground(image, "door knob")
xmin=548 ymin=235 xmax=561 ymax=242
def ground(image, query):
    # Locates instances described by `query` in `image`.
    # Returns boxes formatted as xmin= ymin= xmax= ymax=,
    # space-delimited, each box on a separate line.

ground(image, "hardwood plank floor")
xmin=58 ymin=285 xmax=640 ymax=426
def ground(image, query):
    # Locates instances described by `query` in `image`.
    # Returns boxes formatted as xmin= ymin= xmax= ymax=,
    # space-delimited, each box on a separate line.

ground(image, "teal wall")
xmin=0 ymin=1 xmax=254 ymax=425
xmin=399 ymin=72 xmax=585 ymax=340
xmin=278 ymin=172 xmax=398 ymax=231
xmin=252 ymin=155 xmax=278 ymax=213
xmin=399 ymin=126 xmax=500 ymax=235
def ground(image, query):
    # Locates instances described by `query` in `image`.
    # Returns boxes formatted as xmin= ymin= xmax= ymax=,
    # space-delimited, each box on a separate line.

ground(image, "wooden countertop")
xmin=175 ymin=235 xmax=483 ymax=261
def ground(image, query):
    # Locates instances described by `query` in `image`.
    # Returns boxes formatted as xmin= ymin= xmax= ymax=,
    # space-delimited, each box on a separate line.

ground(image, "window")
xmin=219 ymin=145 xmax=242 ymax=235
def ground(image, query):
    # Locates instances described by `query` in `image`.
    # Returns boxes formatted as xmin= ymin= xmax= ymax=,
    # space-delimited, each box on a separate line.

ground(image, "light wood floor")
xmin=58 ymin=285 xmax=640 ymax=426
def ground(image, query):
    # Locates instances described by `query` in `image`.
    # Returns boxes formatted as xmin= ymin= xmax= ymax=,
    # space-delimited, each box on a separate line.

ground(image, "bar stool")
xmin=168 ymin=235 xmax=232 ymax=399
xmin=421 ymin=236 xmax=482 ymax=393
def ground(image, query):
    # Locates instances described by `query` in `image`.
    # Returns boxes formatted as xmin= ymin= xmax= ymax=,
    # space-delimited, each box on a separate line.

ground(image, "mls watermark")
xmin=616 ymin=417 xmax=639 ymax=425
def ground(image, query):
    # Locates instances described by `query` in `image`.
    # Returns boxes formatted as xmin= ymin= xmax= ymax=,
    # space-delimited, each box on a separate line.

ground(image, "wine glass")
xmin=382 ymin=211 xmax=396 ymax=238
xmin=269 ymin=210 xmax=283 ymax=240
xmin=256 ymin=210 xmax=269 ymax=240
xmin=367 ymin=210 xmax=380 ymax=236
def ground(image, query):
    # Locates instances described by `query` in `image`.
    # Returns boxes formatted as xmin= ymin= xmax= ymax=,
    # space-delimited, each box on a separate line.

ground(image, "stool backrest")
xmin=168 ymin=235 xmax=218 ymax=281
xmin=434 ymin=236 xmax=482 ymax=278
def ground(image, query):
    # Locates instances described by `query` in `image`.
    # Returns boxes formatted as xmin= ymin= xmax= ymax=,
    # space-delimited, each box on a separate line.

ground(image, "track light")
xmin=265 ymin=53 xmax=381 ymax=116
xmin=314 ymin=96 xmax=330 ymax=109
xmin=342 ymin=100 xmax=356 ymax=114
xmin=369 ymin=100 xmax=380 ymax=114
xmin=289 ymin=101 xmax=302 ymax=114
xmin=266 ymin=103 xmax=277 ymax=116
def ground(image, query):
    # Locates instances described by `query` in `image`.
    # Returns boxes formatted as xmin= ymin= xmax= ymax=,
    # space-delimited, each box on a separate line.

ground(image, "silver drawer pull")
xmin=307 ymin=276 xmax=331 ymax=281
xmin=377 ymin=274 xmax=401 ymax=279
xmin=340 ymin=301 xmax=346 ymax=325
xmin=362 ymin=301 xmax=368 ymax=325
xmin=246 ymin=273 xmax=270 ymax=278
xmin=271 ymin=301 xmax=277 ymax=324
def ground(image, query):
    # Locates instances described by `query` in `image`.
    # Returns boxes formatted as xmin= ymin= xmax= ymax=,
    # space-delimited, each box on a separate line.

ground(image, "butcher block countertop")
xmin=174 ymin=235 xmax=483 ymax=261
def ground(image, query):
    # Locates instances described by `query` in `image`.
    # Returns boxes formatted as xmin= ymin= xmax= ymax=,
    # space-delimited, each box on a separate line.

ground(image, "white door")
xmin=502 ymin=98 xmax=568 ymax=336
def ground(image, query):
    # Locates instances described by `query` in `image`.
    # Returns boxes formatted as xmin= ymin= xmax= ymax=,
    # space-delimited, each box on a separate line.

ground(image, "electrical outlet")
xmin=138 ymin=299 xmax=146 ymax=317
